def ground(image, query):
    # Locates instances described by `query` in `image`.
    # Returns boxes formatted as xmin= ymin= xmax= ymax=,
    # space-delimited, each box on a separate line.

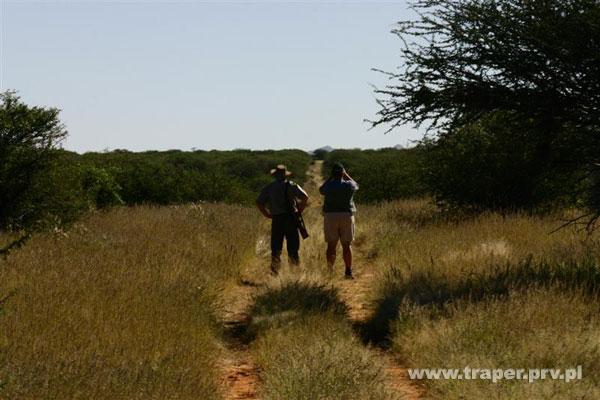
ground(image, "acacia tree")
xmin=372 ymin=0 xmax=600 ymax=212
xmin=0 ymin=91 xmax=67 ymax=229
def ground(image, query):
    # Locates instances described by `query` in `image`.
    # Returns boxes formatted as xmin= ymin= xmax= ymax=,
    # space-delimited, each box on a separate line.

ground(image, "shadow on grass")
xmin=224 ymin=279 xmax=349 ymax=345
xmin=0 ymin=234 xmax=31 ymax=259
xmin=358 ymin=255 xmax=600 ymax=346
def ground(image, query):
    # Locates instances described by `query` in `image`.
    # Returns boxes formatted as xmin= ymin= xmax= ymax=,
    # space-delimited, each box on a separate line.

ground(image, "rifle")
xmin=295 ymin=211 xmax=309 ymax=239
xmin=285 ymin=182 xmax=309 ymax=239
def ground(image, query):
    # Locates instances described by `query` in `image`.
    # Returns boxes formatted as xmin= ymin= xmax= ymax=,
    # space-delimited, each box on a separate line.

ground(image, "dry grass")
xmin=395 ymin=288 xmax=600 ymax=399
xmin=363 ymin=200 xmax=596 ymax=272
xmin=360 ymin=199 xmax=600 ymax=399
xmin=243 ymin=271 xmax=399 ymax=400
xmin=2 ymin=191 xmax=600 ymax=399
xmin=253 ymin=313 xmax=396 ymax=400
xmin=233 ymin=177 xmax=406 ymax=400
xmin=0 ymin=203 xmax=259 ymax=399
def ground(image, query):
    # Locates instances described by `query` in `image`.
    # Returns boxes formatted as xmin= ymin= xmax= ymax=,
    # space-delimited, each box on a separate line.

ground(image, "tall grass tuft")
xmin=241 ymin=273 xmax=348 ymax=341
xmin=253 ymin=314 xmax=396 ymax=400
xmin=244 ymin=274 xmax=398 ymax=400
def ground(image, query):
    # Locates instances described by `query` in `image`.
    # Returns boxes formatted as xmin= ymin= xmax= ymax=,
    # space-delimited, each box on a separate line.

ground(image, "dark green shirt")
xmin=257 ymin=179 xmax=306 ymax=216
xmin=319 ymin=178 xmax=359 ymax=213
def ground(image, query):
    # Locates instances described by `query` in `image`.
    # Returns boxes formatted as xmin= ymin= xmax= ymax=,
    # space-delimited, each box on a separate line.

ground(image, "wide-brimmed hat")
xmin=270 ymin=164 xmax=292 ymax=177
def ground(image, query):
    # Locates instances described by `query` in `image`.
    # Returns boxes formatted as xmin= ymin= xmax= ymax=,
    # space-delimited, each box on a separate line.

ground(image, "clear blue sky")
xmin=1 ymin=0 xmax=421 ymax=152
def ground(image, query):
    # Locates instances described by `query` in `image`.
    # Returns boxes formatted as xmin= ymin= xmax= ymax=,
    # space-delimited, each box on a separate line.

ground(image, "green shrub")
xmin=15 ymin=153 xmax=123 ymax=230
xmin=323 ymin=148 xmax=427 ymax=203
xmin=81 ymin=166 xmax=123 ymax=209
xmin=0 ymin=92 xmax=67 ymax=230
xmin=78 ymin=149 xmax=312 ymax=206
xmin=422 ymin=112 xmax=588 ymax=212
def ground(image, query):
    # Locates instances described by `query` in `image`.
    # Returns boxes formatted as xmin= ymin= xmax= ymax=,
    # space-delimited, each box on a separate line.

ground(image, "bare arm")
xmin=342 ymin=170 xmax=355 ymax=182
xmin=256 ymin=201 xmax=272 ymax=219
xmin=342 ymin=170 xmax=358 ymax=189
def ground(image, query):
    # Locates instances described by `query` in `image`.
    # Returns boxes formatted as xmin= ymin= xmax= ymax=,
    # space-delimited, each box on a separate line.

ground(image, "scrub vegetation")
xmin=2 ymin=164 xmax=600 ymax=399
xmin=3 ymin=1 xmax=600 ymax=398
xmin=0 ymin=92 xmax=310 ymax=232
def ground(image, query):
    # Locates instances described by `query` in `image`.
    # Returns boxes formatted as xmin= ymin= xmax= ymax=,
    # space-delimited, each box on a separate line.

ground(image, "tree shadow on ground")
xmin=0 ymin=234 xmax=31 ymax=259
xmin=224 ymin=279 xmax=349 ymax=345
xmin=357 ymin=255 xmax=600 ymax=346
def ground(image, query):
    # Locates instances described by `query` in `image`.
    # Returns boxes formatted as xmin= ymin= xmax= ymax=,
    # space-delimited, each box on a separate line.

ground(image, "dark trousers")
xmin=271 ymin=213 xmax=300 ymax=269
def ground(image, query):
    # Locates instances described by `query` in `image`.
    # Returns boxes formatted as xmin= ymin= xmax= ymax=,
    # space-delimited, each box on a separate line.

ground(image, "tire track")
xmin=308 ymin=160 xmax=424 ymax=400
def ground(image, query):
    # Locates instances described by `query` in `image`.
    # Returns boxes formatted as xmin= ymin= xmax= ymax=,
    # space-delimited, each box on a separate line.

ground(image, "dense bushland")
xmin=420 ymin=112 xmax=589 ymax=212
xmin=0 ymin=91 xmax=311 ymax=231
xmin=370 ymin=0 xmax=600 ymax=215
xmin=322 ymin=148 xmax=427 ymax=203
xmin=3 ymin=145 xmax=311 ymax=232
xmin=67 ymin=148 xmax=311 ymax=206
xmin=322 ymin=130 xmax=588 ymax=211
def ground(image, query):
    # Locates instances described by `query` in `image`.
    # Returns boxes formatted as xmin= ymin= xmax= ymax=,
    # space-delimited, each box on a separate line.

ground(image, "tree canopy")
xmin=371 ymin=0 xmax=600 ymax=214
xmin=0 ymin=91 xmax=67 ymax=229
xmin=372 ymin=0 xmax=600 ymax=140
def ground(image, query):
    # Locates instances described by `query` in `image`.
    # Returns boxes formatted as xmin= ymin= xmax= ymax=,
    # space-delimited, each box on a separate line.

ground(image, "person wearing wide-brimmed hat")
xmin=256 ymin=164 xmax=309 ymax=274
xmin=319 ymin=162 xmax=359 ymax=278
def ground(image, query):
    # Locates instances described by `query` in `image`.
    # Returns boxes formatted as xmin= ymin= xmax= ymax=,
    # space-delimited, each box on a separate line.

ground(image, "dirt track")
xmin=219 ymin=161 xmax=423 ymax=400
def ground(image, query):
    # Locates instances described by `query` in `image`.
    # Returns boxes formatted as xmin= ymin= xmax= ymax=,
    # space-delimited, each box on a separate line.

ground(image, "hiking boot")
xmin=288 ymin=256 xmax=300 ymax=266
xmin=270 ymin=255 xmax=281 ymax=276
xmin=344 ymin=267 xmax=354 ymax=279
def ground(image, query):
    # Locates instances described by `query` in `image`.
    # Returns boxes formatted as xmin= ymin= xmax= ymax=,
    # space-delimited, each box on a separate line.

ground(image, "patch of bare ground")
xmin=218 ymin=263 xmax=266 ymax=400
xmin=220 ymin=353 xmax=260 ymax=400
xmin=336 ymin=262 xmax=424 ymax=400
